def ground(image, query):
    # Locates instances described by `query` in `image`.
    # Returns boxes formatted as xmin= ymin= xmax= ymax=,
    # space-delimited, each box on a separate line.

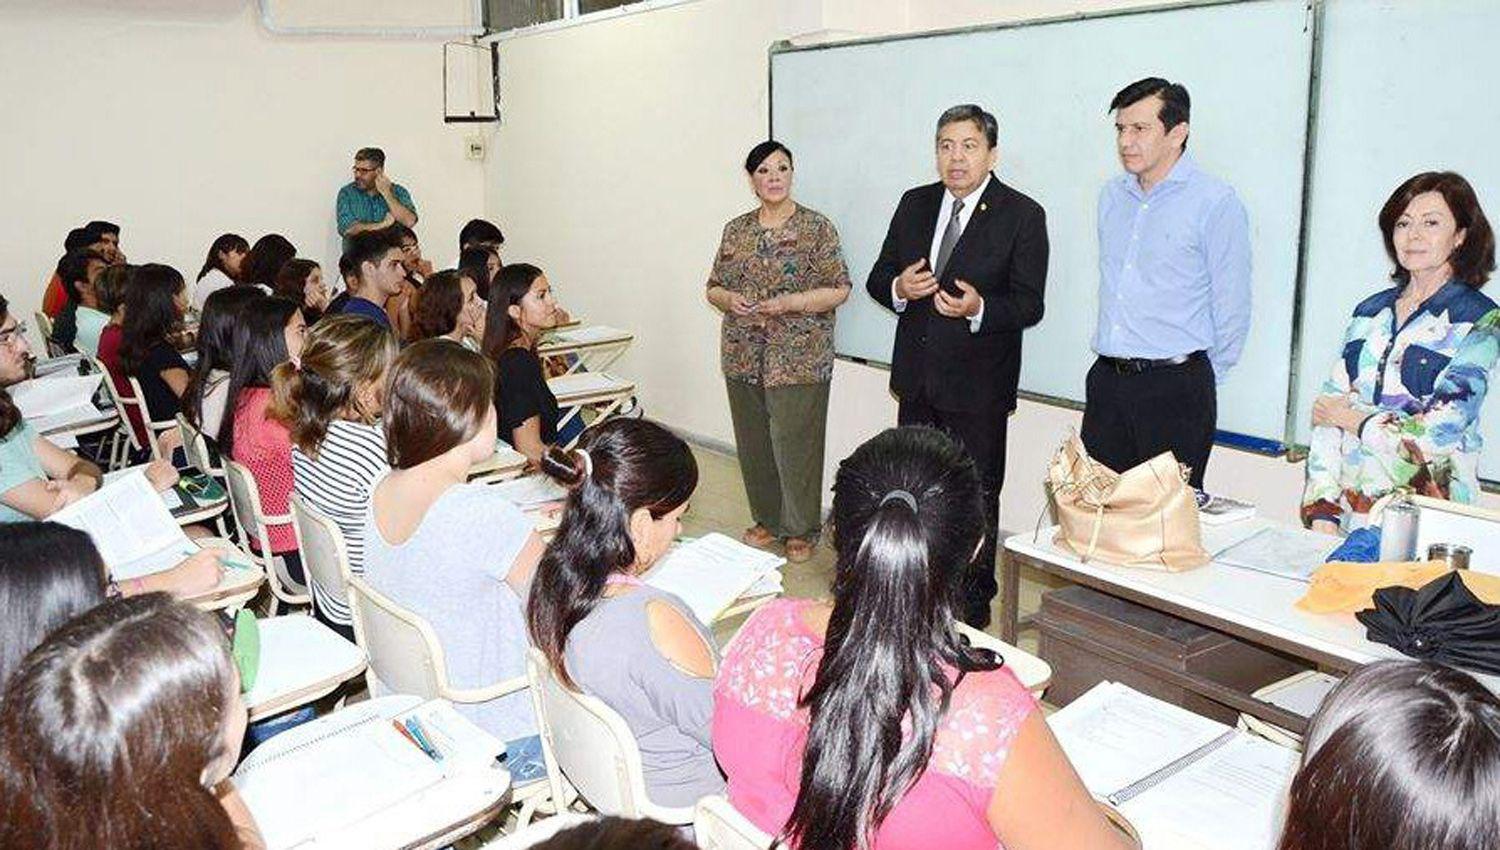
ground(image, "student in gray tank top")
xmin=528 ymin=418 xmax=725 ymax=809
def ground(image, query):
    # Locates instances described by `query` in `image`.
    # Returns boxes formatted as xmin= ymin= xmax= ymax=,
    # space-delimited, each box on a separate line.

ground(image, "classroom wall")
xmin=0 ymin=0 xmax=488 ymax=336
xmin=486 ymin=0 xmax=1370 ymax=531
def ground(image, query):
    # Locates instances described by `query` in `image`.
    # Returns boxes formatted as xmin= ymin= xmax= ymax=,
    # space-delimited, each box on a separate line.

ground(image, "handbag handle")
xmin=1082 ymin=502 xmax=1106 ymax=563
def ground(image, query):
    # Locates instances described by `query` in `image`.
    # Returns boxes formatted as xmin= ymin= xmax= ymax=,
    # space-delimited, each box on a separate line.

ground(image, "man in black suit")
xmin=865 ymin=103 xmax=1049 ymax=628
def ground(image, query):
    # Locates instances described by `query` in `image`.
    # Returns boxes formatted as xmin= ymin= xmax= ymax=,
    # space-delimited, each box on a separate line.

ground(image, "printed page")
xmin=103 ymin=466 xmax=184 ymax=510
xmin=1213 ymin=525 xmax=1337 ymax=582
xmin=643 ymin=533 xmax=785 ymax=624
xmin=51 ymin=469 xmax=193 ymax=580
xmin=1048 ymin=682 xmax=1231 ymax=796
xmin=31 ymin=353 xmax=87 ymax=378
xmin=9 ymin=373 xmax=101 ymax=418
xmin=27 ymin=401 xmax=109 ymax=434
xmin=1123 ymin=733 xmax=1297 ymax=850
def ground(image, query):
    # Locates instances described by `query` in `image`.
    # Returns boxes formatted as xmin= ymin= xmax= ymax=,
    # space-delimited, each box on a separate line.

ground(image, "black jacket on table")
xmin=864 ymin=174 xmax=1049 ymax=414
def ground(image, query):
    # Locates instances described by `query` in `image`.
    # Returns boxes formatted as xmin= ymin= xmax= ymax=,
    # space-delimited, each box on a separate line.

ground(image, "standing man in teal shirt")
xmin=336 ymin=147 xmax=418 ymax=244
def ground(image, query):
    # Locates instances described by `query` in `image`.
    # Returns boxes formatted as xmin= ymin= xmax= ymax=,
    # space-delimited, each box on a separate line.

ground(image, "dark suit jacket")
xmin=865 ymin=175 xmax=1048 ymax=413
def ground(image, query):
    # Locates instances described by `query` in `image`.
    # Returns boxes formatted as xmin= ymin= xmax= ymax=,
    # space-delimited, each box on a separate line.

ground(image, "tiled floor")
xmin=683 ymin=445 xmax=1061 ymax=653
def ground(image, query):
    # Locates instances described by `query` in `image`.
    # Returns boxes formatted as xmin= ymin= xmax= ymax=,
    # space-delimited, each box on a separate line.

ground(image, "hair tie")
xmin=576 ymin=448 xmax=593 ymax=480
xmin=880 ymin=489 xmax=918 ymax=512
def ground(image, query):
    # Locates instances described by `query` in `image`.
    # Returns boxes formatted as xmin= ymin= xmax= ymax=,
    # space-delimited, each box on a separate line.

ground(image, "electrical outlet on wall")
xmin=465 ymin=135 xmax=486 ymax=161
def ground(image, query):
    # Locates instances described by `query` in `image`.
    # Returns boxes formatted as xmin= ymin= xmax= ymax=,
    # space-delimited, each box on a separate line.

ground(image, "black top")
xmin=134 ymin=342 xmax=190 ymax=423
xmin=496 ymin=346 xmax=558 ymax=446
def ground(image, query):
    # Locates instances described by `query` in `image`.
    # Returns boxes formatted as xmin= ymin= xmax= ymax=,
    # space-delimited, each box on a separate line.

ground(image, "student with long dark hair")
xmin=363 ymin=340 xmax=546 ymax=774
xmin=114 ymin=263 xmax=192 ymax=445
xmin=1277 ymin=659 xmax=1500 ymax=850
xmin=528 ymin=417 xmax=723 ymax=807
xmin=239 ymin=234 xmax=297 ymax=293
xmin=0 ymin=523 xmax=220 ymax=686
xmin=223 ymin=297 xmax=308 ymax=585
xmin=409 ymin=269 xmax=484 ymax=347
xmin=713 ymin=426 xmax=1131 ymax=850
xmin=482 ymin=263 xmax=566 ymax=463
xmin=271 ymin=315 xmax=397 ymax=639
xmin=193 ymin=233 xmax=250 ymax=311
xmin=459 ymin=244 xmax=501 ymax=289
xmin=272 ymin=258 xmax=330 ymax=324
xmin=0 ymin=593 xmax=265 ymax=850
xmin=183 ymin=287 xmax=265 ymax=441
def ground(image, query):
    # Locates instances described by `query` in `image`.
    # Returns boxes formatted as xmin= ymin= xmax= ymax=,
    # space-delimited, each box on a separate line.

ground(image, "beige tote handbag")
xmin=1046 ymin=434 xmax=1209 ymax=571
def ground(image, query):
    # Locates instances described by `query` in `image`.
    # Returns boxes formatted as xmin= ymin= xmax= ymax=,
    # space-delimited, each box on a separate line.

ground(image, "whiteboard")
xmin=1291 ymin=0 xmax=1500 ymax=482
xmin=771 ymin=0 xmax=1313 ymax=445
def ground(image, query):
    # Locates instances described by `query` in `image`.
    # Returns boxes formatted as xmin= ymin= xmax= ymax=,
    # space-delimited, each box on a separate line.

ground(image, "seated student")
xmin=221 ymin=297 xmax=308 ymax=584
xmin=40 ymin=222 xmax=120 ymax=318
xmin=239 ymin=233 xmax=297 ymax=295
xmin=0 ymin=593 xmax=265 ymax=850
xmin=1277 ymin=659 xmax=1500 ymax=850
xmin=528 ymin=417 xmax=724 ymax=808
xmin=0 ymin=522 xmax=223 ymax=685
xmin=325 ymin=251 xmax=356 ymax=316
xmin=713 ymin=426 xmax=1133 ymax=850
xmin=387 ymin=224 xmax=432 ymax=339
xmin=270 ymin=315 xmax=397 ymax=640
xmin=272 ymin=258 xmax=330 ymax=324
xmin=409 ymin=269 xmax=484 ymax=348
xmin=115 ymin=263 xmax=193 ymax=442
xmin=193 ymin=233 xmax=251 ymax=312
xmin=457 ymin=217 xmax=505 ymax=267
xmin=363 ymin=339 xmax=546 ymax=773
xmin=329 ymin=229 xmax=405 ymax=328
xmin=183 ymin=287 xmax=266 ymax=443
xmin=459 ymin=244 xmax=502 ymax=290
xmin=482 ymin=263 xmax=573 ymax=463
xmin=48 ymin=248 xmax=108 ymax=354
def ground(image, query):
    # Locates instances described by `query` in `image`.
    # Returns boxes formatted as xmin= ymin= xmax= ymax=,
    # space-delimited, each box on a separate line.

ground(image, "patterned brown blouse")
xmin=707 ymin=205 xmax=851 ymax=387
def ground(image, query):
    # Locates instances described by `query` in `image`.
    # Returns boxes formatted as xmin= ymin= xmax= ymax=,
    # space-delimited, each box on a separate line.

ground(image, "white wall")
xmin=488 ymin=0 xmax=1494 ymax=529
xmin=0 ymin=1 xmax=489 ymax=336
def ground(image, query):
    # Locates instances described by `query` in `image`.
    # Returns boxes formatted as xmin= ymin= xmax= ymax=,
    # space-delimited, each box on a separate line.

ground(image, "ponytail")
xmin=527 ymin=419 xmax=696 ymax=689
xmin=267 ymin=314 xmax=396 ymax=458
xmin=783 ymin=426 xmax=997 ymax=850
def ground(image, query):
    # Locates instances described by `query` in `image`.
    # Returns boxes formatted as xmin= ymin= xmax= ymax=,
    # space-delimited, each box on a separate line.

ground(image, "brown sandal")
xmin=784 ymin=537 xmax=815 ymax=563
xmin=742 ymin=525 xmax=777 ymax=548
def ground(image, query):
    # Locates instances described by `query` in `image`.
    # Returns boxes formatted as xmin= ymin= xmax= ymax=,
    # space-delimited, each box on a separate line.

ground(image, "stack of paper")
xmin=1049 ymin=682 xmax=1298 ymax=850
xmin=1213 ymin=525 xmax=1336 ymax=582
xmin=10 ymin=373 xmax=104 ymax=432
xmin=51 ymin=469 xmax=197 ymax=580
xmin=644 ymin=533 xmax=786 ymax=624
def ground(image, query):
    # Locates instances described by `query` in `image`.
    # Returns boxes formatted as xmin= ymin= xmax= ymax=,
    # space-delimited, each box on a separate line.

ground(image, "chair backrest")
xmin=223 ymin=459 xmax=307 ymax=602
xmin=694 ymin=796 xmax=779 ymax=850
xmin=126 ymin=375 xmax=178 ymax=459
xmin=33 ymin=311 xmax=66 ymax=358
xmin=176 ymin=412 xmax=221 ymax=476
xmin=478 ymin=814 xmax=596 ymax=849
xmin=525 ymin=648 xmax=692 ymax=823
xmin=290 ymin=493 xmax=354 ymax=619
xmin=955 ymin=622 xmax=1053 ymax=698
xmin=87 ymin=353 xmax=148 ymax=453
xmin=345 ymin=575 xmax=447 ymax=698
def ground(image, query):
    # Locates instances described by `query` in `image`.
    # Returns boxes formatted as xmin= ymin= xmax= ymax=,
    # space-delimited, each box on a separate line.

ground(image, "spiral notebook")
xmin=1049 ymin=682 xmax=1298 ymax=850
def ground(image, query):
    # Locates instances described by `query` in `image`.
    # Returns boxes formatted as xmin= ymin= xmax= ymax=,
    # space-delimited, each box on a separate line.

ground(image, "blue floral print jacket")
xmin=1303 ymin=280 xmax=1500 ymax=525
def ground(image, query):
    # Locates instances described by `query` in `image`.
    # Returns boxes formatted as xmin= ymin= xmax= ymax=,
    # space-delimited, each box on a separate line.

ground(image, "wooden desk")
xmin=1001 ymin=523 xmax=1500 ymax=716
xmin=235 ymin=695 xmax=513 ymax=850
xmin=538 ymin=326 xmax=633 ymax=375
xmin=245 ymin=614 xmax=368 ymax=721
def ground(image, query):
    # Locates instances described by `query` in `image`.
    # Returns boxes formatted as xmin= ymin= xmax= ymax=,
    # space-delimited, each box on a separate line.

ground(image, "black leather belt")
xmin=1098 ymin=350 xmax=1207 ymax=374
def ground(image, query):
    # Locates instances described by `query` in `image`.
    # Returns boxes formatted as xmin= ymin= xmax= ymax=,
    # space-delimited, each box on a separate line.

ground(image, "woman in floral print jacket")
xmin=1304 ymin=172 xmax=1499 ymax=532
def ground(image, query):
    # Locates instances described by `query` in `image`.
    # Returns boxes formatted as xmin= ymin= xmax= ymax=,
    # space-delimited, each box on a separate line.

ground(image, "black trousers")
xmin=897 ymin=389 xmax=1008 ymax=627
xmin=1080 ymin=355 xmax=1217 ymax=490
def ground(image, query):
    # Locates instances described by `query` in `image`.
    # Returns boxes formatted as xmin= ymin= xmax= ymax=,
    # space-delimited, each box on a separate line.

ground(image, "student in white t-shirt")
xmin=192 ymin=233 xmax=250 ymax=312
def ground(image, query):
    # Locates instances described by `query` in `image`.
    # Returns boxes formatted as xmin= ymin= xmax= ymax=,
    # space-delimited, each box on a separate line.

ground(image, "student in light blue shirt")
xmin=1082 ymin=77 xmax=1251 ymax=490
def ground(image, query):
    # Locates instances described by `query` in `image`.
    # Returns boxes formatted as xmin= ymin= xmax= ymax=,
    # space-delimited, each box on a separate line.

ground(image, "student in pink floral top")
xmin=713 ymin=427 xmax=1131 ymax=850
xmin=224 ymin=297 xmax=308 ymax=585
xmin=706 ymin=141 xmax=851 ymax=564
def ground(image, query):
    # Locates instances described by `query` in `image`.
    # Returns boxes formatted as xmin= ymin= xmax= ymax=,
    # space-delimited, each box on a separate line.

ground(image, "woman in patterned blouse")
xmin=705 ymin=141 xmax=851 ymax=563
xmin=1303 ymin=172 xmax=1499 ymax=532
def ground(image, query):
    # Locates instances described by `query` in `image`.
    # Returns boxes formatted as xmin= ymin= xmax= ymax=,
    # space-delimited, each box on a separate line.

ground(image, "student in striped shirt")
xmin=269 ymin=314 xmax=397 ymax=640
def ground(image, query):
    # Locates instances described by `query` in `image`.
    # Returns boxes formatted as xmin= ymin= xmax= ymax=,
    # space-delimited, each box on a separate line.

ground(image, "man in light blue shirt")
xmin=1083 ymin=77 xmax=1251 ymax=489
xmin=335 ymin=147 xmax=418 ymax=246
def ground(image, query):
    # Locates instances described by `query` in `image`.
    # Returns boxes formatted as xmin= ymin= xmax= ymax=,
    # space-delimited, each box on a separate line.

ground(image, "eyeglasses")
xmin=0 ymin=321 xmax=28 ymax=348
xmin=353 ymin=165 xmax=379 ymax=175
xmin=399 ymin=243 xmax=419 ymax=252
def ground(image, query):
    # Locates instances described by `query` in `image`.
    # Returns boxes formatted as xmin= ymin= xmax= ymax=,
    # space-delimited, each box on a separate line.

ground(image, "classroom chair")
xmin=124 ymin=376 xmax=177 ymax=461
xmin=479 ymin=813 xmax=595 ymax=848
xmin=224 ymin=459 xmax=310 ymax=613
xmin=525 ymin=648 xmax=695 ymax=826
xmin=34 ymin=311 xmax=67 ymax=358
xmin=288 ymin=494 xmax=355 ymax=628
xmin=694 ymin=796 xmax=779 ymax=850
xmin=344 ymin=576 xmax=553 ymax=825
xmin=955 ymin=621 xmax=1053 ymax=699
xmin=176 ymin=413 xmax=231 ymax=538
xmin=84 ymin=353 xmax=145 ymax=469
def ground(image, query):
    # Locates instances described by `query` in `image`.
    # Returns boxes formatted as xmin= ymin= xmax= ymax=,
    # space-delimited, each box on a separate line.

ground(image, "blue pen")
xmin=403 ymin=717 xmax=443 ymax=762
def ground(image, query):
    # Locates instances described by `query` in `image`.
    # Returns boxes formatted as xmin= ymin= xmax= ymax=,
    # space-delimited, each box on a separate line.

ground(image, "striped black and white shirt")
xmin=291 ymin=420 xmax=389 ymax=626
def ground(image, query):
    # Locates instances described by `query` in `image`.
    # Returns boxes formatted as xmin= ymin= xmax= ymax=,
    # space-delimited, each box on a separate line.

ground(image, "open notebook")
xmin=1049 ymin=682 xmax=1298 ymax=850
xmin=234 ymin=699 xmax=503 ymax=850
xmin=643 ymin=533 xmax=785 ymax=624
xmin=51 ymin=469 xmax=198 ymax=580
xmin=10 ymin=373 xmax=105 ymax=433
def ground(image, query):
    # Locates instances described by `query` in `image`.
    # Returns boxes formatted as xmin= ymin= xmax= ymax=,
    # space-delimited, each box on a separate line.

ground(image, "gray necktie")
xmin=933 ymin=197 xmax=965 ymax=281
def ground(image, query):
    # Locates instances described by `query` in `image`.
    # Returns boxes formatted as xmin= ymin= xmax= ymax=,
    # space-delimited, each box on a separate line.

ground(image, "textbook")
xmin=234 ymin=699 xmax=504 ymax=850
xmin=643 ymin=532 xmax=786 ymax=624
xmin=1049 ymin=681 xmax=1297 ymax=850
xmin=9 ymin=372 xmax=104 ymax=432
xmin=51 ymin=468 xmax=198 ymax=581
